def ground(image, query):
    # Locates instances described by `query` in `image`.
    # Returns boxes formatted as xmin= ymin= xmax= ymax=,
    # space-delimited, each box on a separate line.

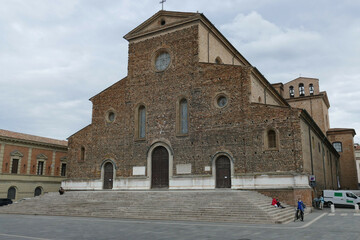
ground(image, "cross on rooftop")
xmin=160 ymin=0 xmax=166 ymax=10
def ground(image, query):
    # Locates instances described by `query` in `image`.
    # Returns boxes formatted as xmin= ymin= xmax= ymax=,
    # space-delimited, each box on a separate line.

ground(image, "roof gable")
xmin=124 ymin=10 xmax=199 ymax=41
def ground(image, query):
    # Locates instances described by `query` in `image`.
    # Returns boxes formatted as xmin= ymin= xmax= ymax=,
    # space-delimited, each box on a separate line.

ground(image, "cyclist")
xmin=295 ymin=198 xmax=305 ymax=221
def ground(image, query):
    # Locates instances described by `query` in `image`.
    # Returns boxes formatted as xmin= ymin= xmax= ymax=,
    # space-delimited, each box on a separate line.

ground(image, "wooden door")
xmin=103 ymin=162 xmax=113 ymax=189
xmin=216 ymin=156 xmax=231 ymax=188
xmin=152 ymin=146 xmax=169 ymax=188
xmin=7 ymin=187 xmax=16 ymax=199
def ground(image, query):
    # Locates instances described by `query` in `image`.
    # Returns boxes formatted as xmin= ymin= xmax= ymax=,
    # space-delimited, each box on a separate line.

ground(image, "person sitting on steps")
xmin=272 ymin=198 xmax=286 ymax=208
xmin=59 ymin=187 xmax=65 ymax=195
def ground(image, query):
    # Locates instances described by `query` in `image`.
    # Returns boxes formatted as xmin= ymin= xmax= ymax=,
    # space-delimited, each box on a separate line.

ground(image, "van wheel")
xmin=327 ymin=202 xmax=333 ymax=207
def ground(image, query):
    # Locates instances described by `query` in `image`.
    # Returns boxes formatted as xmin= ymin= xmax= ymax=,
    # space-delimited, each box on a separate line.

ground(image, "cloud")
xmin=220 ymin=10 xmax=360 ymax=142
xmin=0 ymin=1 xmax=360 ymax=144
xmin=221 ymin=11 xmax=322 ymax=64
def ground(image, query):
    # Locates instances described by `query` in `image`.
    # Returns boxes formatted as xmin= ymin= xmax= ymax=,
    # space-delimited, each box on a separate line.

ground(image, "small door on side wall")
xmin=216 ymin=156 xmax=231 ymax=188
xmin=34 ymin=187 xmax=42 ymax=197
xmin=103 ymin=162 xmax=113 ymax=189
xmin=7 ymin=187 xmax=16 ymax=200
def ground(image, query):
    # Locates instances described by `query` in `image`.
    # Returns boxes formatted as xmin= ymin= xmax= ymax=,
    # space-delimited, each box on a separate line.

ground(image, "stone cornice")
xmin=10 ymin=150 xmax=24 ymax=157
xmin=0 ymin=136 xmax=67 ymax=151
xmin=327 ymin=128 xmax=356 ymax=136
xmin=285 ymin=91 xmax=330 ymax=108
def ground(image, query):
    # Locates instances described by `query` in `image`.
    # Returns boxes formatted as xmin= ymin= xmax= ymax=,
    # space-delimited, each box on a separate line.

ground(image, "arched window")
xmin=7 ymin=187 xmax=16 ymax=200
xmin=215 ymin=57 xmax=223 ymax=64
xmin=333 ymin=142 xmax=342 ymax=152
xmin=309 ymin=84 xmax=314 ymax=95
xmin=299 ymin=83 xmax=305 ymax=96
xmin=81 ymin=147 xmax=85 ymax=161
xmin=268 ymin=130 xmax=277 ymax=148
xmin=180 ymin=99 xmax=188 ymax=134
xmin=34 ymin=187 xmax=42 ymax=197
xmin=138 ymin=105 xmax=146 ymax=138
xmin=289 ymin=86 xmax=294 ymax=98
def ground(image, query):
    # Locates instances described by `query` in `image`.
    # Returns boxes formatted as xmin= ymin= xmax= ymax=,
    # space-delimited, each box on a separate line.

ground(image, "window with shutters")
xmin=37 ymin=161 xmax=44 ymax=175
xmin=61 ymin=163 xmax=67 ymax=177
xmin=11 ymin=159 xmax=19 ymax=174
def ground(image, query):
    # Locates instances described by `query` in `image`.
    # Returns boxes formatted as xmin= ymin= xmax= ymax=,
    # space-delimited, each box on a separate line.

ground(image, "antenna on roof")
xmin=160 ymin=0 xmax=166 ymax=10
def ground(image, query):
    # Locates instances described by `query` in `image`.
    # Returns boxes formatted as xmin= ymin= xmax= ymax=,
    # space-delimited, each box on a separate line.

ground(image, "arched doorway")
xmin=216 ymin=156 xmax=231 ymax=188
xmin=152 ymin=146 xmax=169 ymax=188
xmin=103 ymin=162 xmax=114 ymax=189
xmin=7 ymin=187 xmax=16 ymax=200
xmin=34 ymin=187 xmax=42 ymax=197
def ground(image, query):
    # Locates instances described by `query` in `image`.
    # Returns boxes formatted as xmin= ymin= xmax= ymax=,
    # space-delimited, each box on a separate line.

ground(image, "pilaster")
xmin=51 ymin=151 xmax=56 ymax=176
xmin=0 ymin=143 xmax=4 ymax=173
xmin=27 ymin=148 xmax=32 ymax=174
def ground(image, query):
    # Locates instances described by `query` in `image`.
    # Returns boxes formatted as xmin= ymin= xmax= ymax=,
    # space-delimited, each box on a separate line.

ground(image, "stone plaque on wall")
xmin=133 ymin=166 xmax=146 ymax=176
xmin=176 ymin=164 xmax=192 ymax=174
xmin=204 ymin=166 xmax=211 ymax=172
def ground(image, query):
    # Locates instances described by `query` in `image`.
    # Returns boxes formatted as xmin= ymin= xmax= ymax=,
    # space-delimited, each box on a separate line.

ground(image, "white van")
xmin=323 ymin=190 xmax=360 ymax=207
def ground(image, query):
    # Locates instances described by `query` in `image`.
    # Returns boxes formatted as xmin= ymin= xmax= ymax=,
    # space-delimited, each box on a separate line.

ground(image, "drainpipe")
xmin=322 ymin=137 xmax=327 ymax=189
xmin=308 ymin=126 xmax=314 ymax=175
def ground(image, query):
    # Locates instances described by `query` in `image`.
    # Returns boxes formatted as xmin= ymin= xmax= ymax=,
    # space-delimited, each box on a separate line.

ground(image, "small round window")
xmin=155 ymin=51 xmax=171 ymax=71
xmin=217 ymin=96 xmax=228 ymax=108
xmin=107 ymin=111 xmax=115 ymax=122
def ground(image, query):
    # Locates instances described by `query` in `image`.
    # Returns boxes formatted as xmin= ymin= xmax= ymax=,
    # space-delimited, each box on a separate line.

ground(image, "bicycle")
xmin=294 ymin=209 xmax=304 ymax=221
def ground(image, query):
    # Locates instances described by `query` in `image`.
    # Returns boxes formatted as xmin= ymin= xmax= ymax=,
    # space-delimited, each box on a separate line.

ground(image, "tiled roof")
xmin=0 ymin=129 xmax=67 ymax=147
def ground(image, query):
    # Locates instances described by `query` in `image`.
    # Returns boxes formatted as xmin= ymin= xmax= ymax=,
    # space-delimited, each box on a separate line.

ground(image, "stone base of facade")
xmin=0 ymin=174 xmax=65 ymax=201
xmin=63 ymin=173 xmax=311 ymax=202
xmin=258 ymin=188 xmax=313 ymax=207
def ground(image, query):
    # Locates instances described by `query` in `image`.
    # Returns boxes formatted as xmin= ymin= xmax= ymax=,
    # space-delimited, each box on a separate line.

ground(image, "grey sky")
xmin=1 ymin=0 xmax=359 ymax=143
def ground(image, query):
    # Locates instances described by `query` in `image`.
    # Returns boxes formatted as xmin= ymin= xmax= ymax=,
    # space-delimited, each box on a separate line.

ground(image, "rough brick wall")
xmin=67 ymin=25 xmax=307 ymax=180
xmin=258 ymin=188 xmax=313 ymax=207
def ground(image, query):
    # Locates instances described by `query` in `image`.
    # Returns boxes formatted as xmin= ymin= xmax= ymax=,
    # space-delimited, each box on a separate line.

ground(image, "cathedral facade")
xmin=64 ymin=11 xmax=344 ymax=205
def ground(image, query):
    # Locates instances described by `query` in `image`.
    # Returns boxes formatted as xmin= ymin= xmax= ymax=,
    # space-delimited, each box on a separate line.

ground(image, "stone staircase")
xmin=0 ymin=190 xmax=296 ymax=224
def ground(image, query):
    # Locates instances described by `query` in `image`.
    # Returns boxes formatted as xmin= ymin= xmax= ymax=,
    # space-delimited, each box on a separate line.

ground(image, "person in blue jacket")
xmin=295 ymin=198 xmax=306 ymax=221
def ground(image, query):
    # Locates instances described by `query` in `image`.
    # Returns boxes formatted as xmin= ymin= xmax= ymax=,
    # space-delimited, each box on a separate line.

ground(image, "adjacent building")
xmin=0 ymin=129 xmax=67 ymax=200
xmin=354 ymin=143 xmax=360 ymax=188
xmin=275 ymin=77 xmax=358 ymax=190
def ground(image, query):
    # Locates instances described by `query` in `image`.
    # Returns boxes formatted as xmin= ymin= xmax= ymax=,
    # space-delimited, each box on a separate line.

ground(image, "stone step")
xmin=0 ymin=190 xmax=296 ymax=224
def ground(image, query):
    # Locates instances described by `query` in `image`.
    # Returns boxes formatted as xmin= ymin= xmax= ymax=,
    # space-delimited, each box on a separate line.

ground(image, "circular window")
xmin=107 ymin=111 xmax=115 ymax=122
xmin=155 ymin=51 xmax=171 ymax=71
xmin=217 ymin=96 xmax=228 ymax=108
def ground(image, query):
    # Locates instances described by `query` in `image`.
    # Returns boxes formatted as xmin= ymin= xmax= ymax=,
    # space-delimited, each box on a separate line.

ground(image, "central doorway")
xmin=103 ymin=162 xmax=114 ymax=189
xmin=151 ymin=146 xmax=169 ymax=188
xmin=216 ymin=156 xmax=231 ymax=188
